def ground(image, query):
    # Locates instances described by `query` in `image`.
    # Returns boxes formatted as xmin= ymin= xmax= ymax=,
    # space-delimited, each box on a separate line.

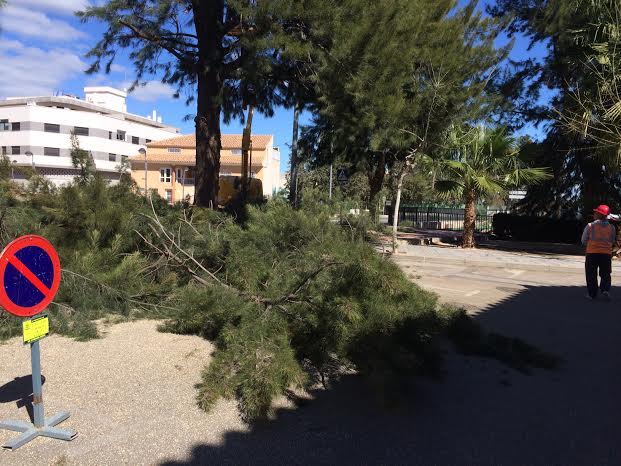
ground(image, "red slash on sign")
xmin=0 ymin=235 xmax=61 ymax=317
xmin=6 ymin=254 xmax=52 ymax=295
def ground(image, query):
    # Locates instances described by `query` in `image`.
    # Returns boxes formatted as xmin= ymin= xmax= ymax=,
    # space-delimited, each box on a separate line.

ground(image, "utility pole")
xmin=329 ymin=164 xmax=333 ymax=200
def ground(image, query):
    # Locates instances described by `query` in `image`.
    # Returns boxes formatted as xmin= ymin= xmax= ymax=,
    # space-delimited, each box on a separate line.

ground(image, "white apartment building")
xmin=0 ymin=87 xmax=179 ymax=185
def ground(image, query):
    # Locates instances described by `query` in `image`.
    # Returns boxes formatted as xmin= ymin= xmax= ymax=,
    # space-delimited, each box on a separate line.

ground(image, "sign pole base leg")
xmin=0 ymin=411 xmax=77 ymax=450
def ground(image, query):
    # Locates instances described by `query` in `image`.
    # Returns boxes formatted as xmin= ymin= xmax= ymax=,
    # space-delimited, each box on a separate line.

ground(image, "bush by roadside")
xmin=492 ymin=213 xmax=583 ymax=244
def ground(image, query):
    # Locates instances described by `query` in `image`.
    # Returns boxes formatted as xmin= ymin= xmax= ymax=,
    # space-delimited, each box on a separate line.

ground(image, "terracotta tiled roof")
xmin=146 ymin=133 xmax=273 ymax=149
xmin=129 ymin=153 xmax=262 ymax=166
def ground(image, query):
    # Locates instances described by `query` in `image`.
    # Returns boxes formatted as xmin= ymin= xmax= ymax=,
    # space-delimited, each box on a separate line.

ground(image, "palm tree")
xmin=437 ymin=126 xmax=551 ymax=248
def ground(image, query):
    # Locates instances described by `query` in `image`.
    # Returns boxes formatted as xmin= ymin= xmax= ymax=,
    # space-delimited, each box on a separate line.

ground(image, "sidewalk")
xmin=402 ymin=244 xmax=621 ymax=274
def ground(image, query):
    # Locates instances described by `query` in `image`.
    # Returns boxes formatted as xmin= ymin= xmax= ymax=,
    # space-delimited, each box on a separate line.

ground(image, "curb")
xmin=402 ymin=254 xmax=605 ymax=275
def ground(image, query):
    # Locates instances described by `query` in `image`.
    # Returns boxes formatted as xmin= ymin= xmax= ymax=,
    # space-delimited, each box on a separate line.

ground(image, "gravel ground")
xmin=0 ymin=320 xmax=251 ymax=465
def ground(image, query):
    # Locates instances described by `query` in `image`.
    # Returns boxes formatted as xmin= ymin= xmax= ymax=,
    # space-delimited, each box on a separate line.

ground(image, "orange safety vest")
xmin=586 ymin=221 xmax=615 ymax=254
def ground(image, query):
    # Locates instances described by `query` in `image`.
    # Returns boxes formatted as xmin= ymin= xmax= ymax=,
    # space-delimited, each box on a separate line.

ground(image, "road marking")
xmin=465 ymin=290 xmax=480 ymax=297
xmin=506 ymin=269 xmax=525 ymax=278
xmin=423 ymin=284 xmax=462 ymax=293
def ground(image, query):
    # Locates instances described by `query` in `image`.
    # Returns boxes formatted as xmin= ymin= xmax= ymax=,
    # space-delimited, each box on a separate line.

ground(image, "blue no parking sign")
xmin=0 ymin=235 xmax=61 ymax=317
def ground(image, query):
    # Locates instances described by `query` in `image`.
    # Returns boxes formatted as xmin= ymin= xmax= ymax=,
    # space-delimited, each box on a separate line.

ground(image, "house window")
xmin=108 ymin=131 xmax=112 ymax=140
xmin=116 ymin=130 xmax=126 ymax=141
xmin=44 ymin=147 xmax=60 ymax=156
xmin=11 ymin=146 xmax=20 ymax=155
xmin=168 ymin=147 xmax=181 ymax=153
xmin=74 ymin=126 xmax=89 ymax=136
xmin=132 ymin=136 xmax=139 ymax=145
xmin=145 ymin=139 xmax=151 ymax=144
xmin=109 ymin=153 xmax=116 ymax=162
xmin=160 ymin=167 xmax=171 ymax=182
xmin=44 ymin=123 xmax=60 ymax=133
xmin=1 ymin=147 xmax=7 ymax=155
xmin=176 ymin=168 xmax=184 ymax=180
xmin=165 ymin=189 xmax=173 ymax=204
xmin=11 ymin=122 xmax=20 ymax=131
xmin=231 ymin=149 xmax=242 ymax=156
xmin=0 ymin=120 xmax=9 ymax=131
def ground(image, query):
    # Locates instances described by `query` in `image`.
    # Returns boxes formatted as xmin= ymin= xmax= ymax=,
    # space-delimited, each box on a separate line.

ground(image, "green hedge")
xmin=492 ymin=213 xmax=583 ymax=244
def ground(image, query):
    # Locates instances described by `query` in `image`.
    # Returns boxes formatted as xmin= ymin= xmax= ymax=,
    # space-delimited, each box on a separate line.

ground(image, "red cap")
xmin=594 ymin=204 xmax=610 ymax=216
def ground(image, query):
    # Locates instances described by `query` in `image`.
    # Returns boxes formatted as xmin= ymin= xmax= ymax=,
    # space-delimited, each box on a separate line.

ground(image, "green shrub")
xmin=492 ymin=213 xmax=583 ymax=243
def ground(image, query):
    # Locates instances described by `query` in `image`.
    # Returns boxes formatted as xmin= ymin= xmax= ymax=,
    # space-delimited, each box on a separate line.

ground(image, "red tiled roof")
xmin=129 ymin=153 xmax=262 ymax=166
xmin=146 ymin=133 xmax=273 ymax=149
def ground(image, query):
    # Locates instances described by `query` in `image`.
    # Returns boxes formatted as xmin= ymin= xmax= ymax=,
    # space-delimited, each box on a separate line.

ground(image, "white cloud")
xmin=110 ymin=63 xmax=128 ymax=74
xmin=126 ymin=81 xmax=177 ymax=102
xmin=7 ymin=0 xmax=90 ymax=15
xmin=1 ymin=5 xmax=87 ymax=41
xmin=0 ymin=40 xmax=86 ymax=98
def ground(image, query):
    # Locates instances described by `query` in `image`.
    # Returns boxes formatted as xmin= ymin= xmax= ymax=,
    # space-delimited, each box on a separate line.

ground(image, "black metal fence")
xmin=387 ymin=206 xmax=500 ymax=232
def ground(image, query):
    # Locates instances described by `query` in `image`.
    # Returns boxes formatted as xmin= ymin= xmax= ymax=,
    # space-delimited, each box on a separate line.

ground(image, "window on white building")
xmin=44 ymin=147 xmax=60 ymax=156
xmin=109 ymin=153 xmax=116 ymax=162
xmin=0 ymin=120 xmax=9 ymax=131
xmin=2 ymin=147 xmax=7 ymax=155
xmin=44 ymin=123 xmax=60 ymax=133
xmin=160 ymin=167 xmax=171 ymax=182
xmin=132 ymin=136 xmax=139 ymax=145
xmin=11 ymin=122 xmax=20 ymax=131
xmin=231 ymin=149 xmax=242 ymax=156
xmin=74 ymin=126 xmax=89 ymax=136
xmin=11 ymin=146 xmax=20 ymax=155
xmin=168 ymin=147 xmax=181 ymax=153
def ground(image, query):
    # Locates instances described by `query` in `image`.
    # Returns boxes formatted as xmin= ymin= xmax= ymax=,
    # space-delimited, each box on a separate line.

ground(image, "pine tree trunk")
xmin=463 ymin=189 xmax=477 ymax=248
xmin=578 ymin=153 xmax=602 ymax=217
xmin=289 ymin=102 xmax=301 ymax=207
xmin=392 ymin=168 xmax=407 ymax=252
xmin=193 ymin=1 xmax=224 ymax=209
xmin=241 ymin=105 xmax=254 ymax=204
xmin=368 ymin=151 xmax=386 ymax=221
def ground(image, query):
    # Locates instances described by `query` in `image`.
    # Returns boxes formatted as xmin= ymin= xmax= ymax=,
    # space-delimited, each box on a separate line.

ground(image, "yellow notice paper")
xmin=23 ymin=315 xmax=49 ymax=344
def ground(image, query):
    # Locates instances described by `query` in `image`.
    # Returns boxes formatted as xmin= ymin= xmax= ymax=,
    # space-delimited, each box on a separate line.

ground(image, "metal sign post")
xmin=0 ymin=235 xmax=77 ymax=450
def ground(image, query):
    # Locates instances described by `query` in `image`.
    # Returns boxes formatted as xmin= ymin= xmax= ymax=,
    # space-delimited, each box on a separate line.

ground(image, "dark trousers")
xmin=585 ymin=253 xmax=612 ymax=297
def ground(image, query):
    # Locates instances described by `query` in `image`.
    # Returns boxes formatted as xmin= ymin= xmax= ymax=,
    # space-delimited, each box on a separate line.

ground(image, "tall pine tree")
xmin=79 ymin=1 xmax=333 ymax=208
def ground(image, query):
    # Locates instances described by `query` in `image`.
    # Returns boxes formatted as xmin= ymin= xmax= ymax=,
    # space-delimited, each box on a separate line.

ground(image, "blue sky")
xmin=0 ymin=0 xmax=548 ymax=173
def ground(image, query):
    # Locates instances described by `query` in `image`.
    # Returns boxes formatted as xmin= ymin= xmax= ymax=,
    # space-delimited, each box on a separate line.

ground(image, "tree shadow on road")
xmin=160 ymin=286 xmax=621 ymax=466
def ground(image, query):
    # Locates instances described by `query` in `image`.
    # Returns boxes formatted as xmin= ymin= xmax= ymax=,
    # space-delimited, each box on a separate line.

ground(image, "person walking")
xmin=607 ymin=213 xmax=621 ymax=257
xmin=582 ymin=205 xmax=616 ymax=300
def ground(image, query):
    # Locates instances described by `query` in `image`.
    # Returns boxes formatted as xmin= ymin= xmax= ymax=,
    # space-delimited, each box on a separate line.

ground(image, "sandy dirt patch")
xmin=0 ymin=320 xmax=248 ymax=465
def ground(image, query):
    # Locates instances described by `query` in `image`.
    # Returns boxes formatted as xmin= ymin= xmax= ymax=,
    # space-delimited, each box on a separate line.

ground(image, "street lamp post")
xmin=24 ymin=151 xmax=34 ymax=171
xmin=138 ymin=148 xmax=147 ymax=196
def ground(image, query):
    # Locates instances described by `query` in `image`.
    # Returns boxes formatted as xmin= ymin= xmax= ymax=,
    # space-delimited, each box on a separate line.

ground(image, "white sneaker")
xmin=586 ymin=294 xmax=595 ymax=300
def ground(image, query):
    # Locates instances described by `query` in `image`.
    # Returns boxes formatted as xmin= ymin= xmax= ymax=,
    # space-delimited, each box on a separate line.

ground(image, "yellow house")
xmin=129 ymin=134 xmax=281 ymax=204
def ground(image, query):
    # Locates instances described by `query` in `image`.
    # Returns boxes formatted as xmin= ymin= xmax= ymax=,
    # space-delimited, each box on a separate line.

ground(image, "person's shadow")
xmin=0 ymin=375 xmax=45 ymax=422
